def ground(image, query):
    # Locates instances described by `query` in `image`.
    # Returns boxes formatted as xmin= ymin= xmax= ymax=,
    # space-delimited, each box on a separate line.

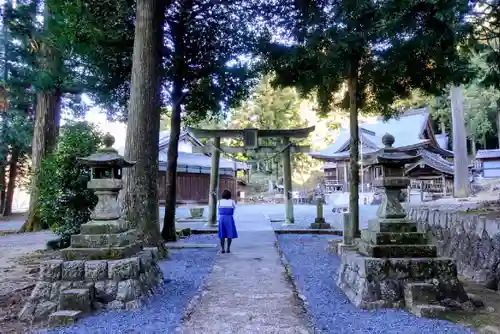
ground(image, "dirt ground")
xmin=439 ymin=277 xmax=500 ymax=333
xmin=0 ymin=213 xmax=58 ymax=333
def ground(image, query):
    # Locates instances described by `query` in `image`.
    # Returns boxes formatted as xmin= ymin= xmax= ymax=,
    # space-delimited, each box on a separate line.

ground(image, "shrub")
xmin=38 ymin=121 xmax=102 ymax=247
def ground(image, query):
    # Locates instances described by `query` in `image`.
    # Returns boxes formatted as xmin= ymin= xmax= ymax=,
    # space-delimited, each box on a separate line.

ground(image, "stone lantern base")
xmin=337 ymin=216 xmax=479 ymax=317
xmin=18 ymin=219 xmax=164 ymax=327
xmin=18 ymin=247 xmax=163 ymax=327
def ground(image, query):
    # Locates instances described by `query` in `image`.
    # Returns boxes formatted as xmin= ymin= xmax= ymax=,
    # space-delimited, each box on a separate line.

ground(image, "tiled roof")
xmin=158 ymin=130 xmax=203 ymax=149
xmin=406 ymin=149 xmax=454 ymax=175
xmin=311 ymin=108 xmax=432 ymax=159
xmin=476 ymin=149 xmax=500 ymax=160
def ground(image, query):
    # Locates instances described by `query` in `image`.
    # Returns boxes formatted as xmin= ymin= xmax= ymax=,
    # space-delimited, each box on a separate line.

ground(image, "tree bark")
xmin=22 ymin=0 xmax=62 ymax=232
xmin=161 ymin=2 xmax=190 ymax=242
xmin=161 ymin=86 xmax=182 ymax=242
xmin=497 ymin=108 xmax=500 ymax=148
xmin=22 ymin=91 xmax=61 ymax=232
xmin=0 ymin=159 xmax=6 ymax=215
xmin=347 ymin=59 xmax=360 ymax=237
xmin=121 ymin=0 xmax=166 ymax=248
xmin=3 ymin=146 xmax=19 ymax=216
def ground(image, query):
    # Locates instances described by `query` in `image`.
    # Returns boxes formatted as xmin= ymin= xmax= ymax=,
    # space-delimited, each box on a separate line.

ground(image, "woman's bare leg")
xmin=227 ymin=238 xmax=232 ymax=253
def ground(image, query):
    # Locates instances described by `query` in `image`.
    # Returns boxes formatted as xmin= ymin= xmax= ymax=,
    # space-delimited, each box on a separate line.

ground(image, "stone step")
xmin=61 ymin=244 xmax=140 ymax=261
xmin=71 ymin=229 xmax=137 ymax=248
xmin=359 ymin=243 xmax=437 ymax=258
xmin=80 ymin=219 xmax=131 ymax=235
xmin=404 ymin=283 xmax=438 ymax=307
xmin=368 ymin=219 xmax=417 ymax=233
xmin=361 ymin=231 xmax=427 ymax=245
xmin=59 ymin=289 xmax=91 ymax=313
xmin=48 ymin=310 xmax=82 ymax=327
xmin=410 ymin=304 xmax=447 ymax=318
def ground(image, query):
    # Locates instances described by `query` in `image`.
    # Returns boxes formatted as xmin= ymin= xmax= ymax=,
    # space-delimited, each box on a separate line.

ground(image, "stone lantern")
xmin=19 ymin=134 xmax=164 ymax=326
xmin=364 ymin=133 xmax=420 ymax=223
xmin=336 ymin=133 xmax=476 ymax=317
xmin=61 ymin=133 xmax=140 ymax=261
xmin=77 ymin=133 xmax=134 ymax=222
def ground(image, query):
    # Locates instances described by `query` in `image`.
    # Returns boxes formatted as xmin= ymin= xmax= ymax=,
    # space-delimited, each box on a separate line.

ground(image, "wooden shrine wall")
xmin=158 ymin=171 xmax=237 ymax=204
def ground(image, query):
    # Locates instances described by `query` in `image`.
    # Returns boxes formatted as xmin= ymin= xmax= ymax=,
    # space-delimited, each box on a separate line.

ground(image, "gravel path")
xmin=178 ymin=208 xmax=310 ymax=333
xmin=269 ymin=204 xmax=378 ymax=231
xmin=40 ymin=235 xmax=218 ymax=334
xmin=276 ymin=234 xmax=476 ymax=334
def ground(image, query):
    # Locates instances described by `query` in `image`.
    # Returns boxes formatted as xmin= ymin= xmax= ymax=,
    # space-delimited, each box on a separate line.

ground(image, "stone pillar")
xmin=342 ymin=212 xmax=354 ymax=245
xmin=450 ymin=85 xmax=470 ymax=198
xmin=208 ymin=137 xmax=221 ymax=227
xmin=310 ymin=196 xmax=331 ymax=229
xmin=282 ymin=137 xmax=294 ymax=225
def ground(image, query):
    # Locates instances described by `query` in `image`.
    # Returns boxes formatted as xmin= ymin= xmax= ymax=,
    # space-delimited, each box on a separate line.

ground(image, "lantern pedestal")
xmin=19 ymin=134 xmax=164 ymax=326
xmin=336 ymin=133 xmax=480 ymax=317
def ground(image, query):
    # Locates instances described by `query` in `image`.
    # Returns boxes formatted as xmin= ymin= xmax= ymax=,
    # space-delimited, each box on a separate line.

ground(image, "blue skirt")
xmin=218 ymin=207 xmax=238 ymax=239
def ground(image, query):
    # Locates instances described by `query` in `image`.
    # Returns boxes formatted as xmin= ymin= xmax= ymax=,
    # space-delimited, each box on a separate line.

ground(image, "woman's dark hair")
xmin=221 ymin=189 xmax=232 ymax=200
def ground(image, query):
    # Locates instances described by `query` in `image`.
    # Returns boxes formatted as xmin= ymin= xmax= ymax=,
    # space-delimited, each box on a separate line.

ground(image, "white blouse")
xmin=219 ymin=199 xmax=236 ymax=208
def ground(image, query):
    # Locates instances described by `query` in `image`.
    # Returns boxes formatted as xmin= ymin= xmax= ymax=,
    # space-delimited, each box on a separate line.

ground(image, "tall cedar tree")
xmin=263 ymin=0 xmax=473 ymax=232
xmin=1 ymin=1 xmax=35 ymax=217
xmin=121 ymin=0 xmax=168 ymax=248
xmin=160 ymin=0 xmax=262 ymax=241
xmin=15 ymin=0 xmax=138 ymax=229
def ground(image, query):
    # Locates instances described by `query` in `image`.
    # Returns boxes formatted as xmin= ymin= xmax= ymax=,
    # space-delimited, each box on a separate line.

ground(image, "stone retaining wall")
xmin=407 ymin=207 xmax=500 ymax=290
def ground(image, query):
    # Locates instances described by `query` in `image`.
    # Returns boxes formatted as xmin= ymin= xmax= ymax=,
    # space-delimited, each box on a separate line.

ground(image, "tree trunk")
xmin=0 ymin=160 xmax=6 ymax=216
xmin=121 ymin=0 xmax=166 ymax=248
xmin=22 ymin=91 xmax=61 ymax=232
xmin=347 ymin=59 xmax=360 ymax=237
xmin=3 ymin=146 xmax=19 ymax=216
xmin=497 ymin=108 xmax=500 ymax=148
xmin=22 ymin=0 xmax=62 ymax=232
xmin=161 ymin=86 xmax=182 ymax=242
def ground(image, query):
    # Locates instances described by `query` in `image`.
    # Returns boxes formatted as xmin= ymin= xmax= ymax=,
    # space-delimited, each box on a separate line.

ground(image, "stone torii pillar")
xmin=207 ymin=137 xmax=221 ymax=227
xmin=282 ymin=137 xmax=294 ymax=224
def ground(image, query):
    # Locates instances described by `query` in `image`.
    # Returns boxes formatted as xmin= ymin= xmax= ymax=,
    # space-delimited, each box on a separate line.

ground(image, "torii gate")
xmin=188 ymin=126 xmax=315 ymax=226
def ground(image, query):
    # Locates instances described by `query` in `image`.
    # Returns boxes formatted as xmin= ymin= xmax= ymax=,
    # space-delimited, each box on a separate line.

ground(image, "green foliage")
xmin=49 ymin=0 xmax=135 ymax=118
xmin=229 ymin=75 xmax=317 ymax=182
xmin=38 ymin=121 xmax=102 ymax=245
xmin=263 ymin=0 xmax=475 ymax=117
xmin=165 ymin=0 xmax=267 ymax=123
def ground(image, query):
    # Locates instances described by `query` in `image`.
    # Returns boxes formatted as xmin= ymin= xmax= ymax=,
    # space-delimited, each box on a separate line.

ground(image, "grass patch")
xmin=0 ymin=230 xmax=19 ymax=236
xmin=439 ymin=310 xmax=498 ymax=332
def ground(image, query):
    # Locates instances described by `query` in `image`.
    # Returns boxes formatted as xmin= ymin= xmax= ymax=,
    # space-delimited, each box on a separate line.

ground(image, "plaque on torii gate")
xmin=188 ymin=126 xmax=315 ymax=226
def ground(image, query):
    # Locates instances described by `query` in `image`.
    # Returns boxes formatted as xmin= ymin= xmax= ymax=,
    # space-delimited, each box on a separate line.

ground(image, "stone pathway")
xmin=177 ymin=207 xmax=311 ymax=334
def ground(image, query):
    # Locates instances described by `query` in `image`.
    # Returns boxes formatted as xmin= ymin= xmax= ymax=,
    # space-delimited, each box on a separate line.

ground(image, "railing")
xmin=409 ymin=178 xmax=453 ymax=200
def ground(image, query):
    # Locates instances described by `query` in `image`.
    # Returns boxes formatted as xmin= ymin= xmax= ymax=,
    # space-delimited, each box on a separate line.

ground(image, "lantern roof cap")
xmin=364 ymin=133 xmax=420 ymax=165
xmin=77 ymin=133 xmax=136 ymax=167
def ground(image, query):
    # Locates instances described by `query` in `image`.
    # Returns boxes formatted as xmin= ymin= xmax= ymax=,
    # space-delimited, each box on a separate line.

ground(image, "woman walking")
xmin=218 ymin=189 xmax=238 ymax=253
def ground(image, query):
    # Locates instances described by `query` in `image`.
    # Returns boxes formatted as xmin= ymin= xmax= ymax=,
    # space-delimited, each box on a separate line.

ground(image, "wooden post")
xmin=343 ymin=162 xmax=348 ymax=192
xmin=208 ymin=137 xmax=221 ymax=227
xmin=420 ymin=180 xmax=424 ymax=202
xmin=282 ymin=137 xmax=294 ymax=225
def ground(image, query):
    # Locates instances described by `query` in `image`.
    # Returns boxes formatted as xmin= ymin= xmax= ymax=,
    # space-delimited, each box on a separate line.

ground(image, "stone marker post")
xmin=342 ymin=212 xmax=354 ymax=245
xmin=450 ymin=86 xmax=470 ymax=198
xmin=19 ymin=134 xmax=164 ymax=326
xmin=310 ymin=196 xmax=331 ymax=229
